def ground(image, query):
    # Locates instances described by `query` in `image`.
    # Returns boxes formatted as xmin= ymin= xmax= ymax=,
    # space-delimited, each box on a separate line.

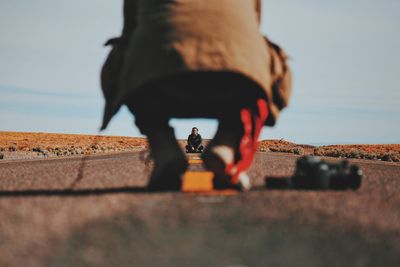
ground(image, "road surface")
xmin=0 ymin=152 xmax=399 ymax=267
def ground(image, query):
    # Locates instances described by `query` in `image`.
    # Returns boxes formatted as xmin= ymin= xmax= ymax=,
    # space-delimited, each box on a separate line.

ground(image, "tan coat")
xmin=101 ymin=0 xmax=291 ymax=129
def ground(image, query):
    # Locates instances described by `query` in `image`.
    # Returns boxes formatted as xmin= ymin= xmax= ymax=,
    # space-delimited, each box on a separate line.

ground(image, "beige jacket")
xmin=101 ymin=0 xmax=291 ymax=129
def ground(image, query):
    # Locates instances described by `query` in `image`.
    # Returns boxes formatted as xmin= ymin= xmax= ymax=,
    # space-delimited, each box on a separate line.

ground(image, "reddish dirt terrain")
xmin=258 ymin=140 xmax=400 ymax=162
xmin=1 ymin=131 xmax=399 ymax=162
xmin=0 ymin=131 xmax=148 ymax=152
xmin=0 ymin=132 xmax=148 ymax=160
xmin=321 ymin=144 xmax=400 ymax=155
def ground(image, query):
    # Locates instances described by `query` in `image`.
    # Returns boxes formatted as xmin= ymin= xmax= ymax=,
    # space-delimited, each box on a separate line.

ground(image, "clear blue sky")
xmin=0 ymin=0 xmax=399 ymax=144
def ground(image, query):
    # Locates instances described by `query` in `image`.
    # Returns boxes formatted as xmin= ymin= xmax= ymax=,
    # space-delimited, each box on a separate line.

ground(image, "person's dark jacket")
xmin=187 ymin=134 xmax=202 ymax=149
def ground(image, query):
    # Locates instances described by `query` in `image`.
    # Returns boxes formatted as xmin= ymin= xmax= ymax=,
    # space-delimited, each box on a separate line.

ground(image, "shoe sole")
xmin=201 ymin=150 xmax=227 ymax=178
xmin=147 ymin=157 xmax=188 ymax=191
xmin=202 ymin=150 xmax=250 ymax=191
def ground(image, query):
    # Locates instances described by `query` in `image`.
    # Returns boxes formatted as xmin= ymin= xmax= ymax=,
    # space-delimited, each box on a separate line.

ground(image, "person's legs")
xmin=197 ymin=145 xmax=204 ymax=153
xmin=164 ymin=72 xmax=269 ymax=190
xmin=126 ymin=71 xmax=268 ymax=190
xmin=126 ymin=94 xmax=187 ymax=191
xmin=144 ymin=123 xmax=187 ymax=190
xmin=189 ymin=145 xmax=204 ymax=153
xmin=202 ymin=98 xmax=269 ymax=190
xmin=202 ymin=117 xmax=243 ymax=188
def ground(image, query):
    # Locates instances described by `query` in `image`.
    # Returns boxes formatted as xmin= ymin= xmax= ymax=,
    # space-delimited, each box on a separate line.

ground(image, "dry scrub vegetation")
xmin=258 ymin=140 xmax=400 ymax=162
xmin=0 ymin=132 xmax=399 ymax=162
xmin=0 ymin=131 xmax=147 ymax=160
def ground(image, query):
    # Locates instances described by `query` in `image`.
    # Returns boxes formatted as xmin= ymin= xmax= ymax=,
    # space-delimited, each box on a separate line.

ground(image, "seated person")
xmin=185 ymin=127 xmax=204 ymax=153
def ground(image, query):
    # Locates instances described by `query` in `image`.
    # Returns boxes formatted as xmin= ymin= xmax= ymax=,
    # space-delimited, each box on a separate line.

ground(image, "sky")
xmin=0 ymin=0 xmax=399 ymax=144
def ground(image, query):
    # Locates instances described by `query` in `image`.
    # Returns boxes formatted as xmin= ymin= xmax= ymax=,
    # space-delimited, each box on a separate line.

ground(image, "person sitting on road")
xmin=186 ymin=127 xmax=204 ymax=153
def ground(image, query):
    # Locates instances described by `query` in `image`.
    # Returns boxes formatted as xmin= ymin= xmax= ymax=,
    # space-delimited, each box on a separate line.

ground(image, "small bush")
xmin=313 ymin=148 xmax=323 ymax=156
xmin=392 ymin=154 xmax=400 ymax=162
xmin=360 ymin=152 xmax=377 ymax=160
xmin=381 ymin=153 xmax=393 ymax=162
xmin=8 ymin=146 xmax=16 ymax=152
xmin=348 ymin=149 xmax=361 ymax=159
xmin=269 ymin=147 xmax=279 ymax=152
xmin=324 ymin=149 xmax=339 ymax=158
xmin=293 ymin=147 xmax=305 ymax=155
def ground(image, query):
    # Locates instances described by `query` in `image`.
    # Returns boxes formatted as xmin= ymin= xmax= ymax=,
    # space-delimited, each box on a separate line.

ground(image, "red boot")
xmin=202 ymin=99 xmax=269 ymax=191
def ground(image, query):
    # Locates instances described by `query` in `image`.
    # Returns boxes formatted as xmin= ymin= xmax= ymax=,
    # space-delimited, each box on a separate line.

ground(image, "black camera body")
xmin=266 ymin=156 xmax=363 ymax=190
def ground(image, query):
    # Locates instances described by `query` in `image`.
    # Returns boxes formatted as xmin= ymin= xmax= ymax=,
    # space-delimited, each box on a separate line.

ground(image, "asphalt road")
xmin=0 ymin=152 xmax=399 ymax=267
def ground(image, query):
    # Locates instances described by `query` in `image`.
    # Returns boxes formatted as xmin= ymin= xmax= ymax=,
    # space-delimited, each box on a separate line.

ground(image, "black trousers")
xmin=125 ymin=72 xmax=266 ymax=136
xmin=186 ymin=145 xmax=204 ymax=152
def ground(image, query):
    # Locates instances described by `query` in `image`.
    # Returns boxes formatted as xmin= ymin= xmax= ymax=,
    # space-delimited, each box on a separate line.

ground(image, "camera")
xmin=266 ymin=156 xmax=362 ymax=190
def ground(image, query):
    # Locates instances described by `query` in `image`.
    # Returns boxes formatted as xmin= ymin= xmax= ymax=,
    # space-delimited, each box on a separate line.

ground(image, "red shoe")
xmin=202 ymin=99 xmax=269 ymax=191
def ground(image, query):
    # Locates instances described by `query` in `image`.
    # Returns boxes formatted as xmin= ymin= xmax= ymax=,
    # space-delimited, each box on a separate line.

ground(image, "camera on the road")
xmin=266 ymin=156 xmax=363 ymax=190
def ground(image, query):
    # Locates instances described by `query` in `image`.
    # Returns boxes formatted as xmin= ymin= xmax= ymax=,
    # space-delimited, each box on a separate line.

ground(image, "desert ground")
xmin=1 ymin=131 xmax=399 ymax=162
xmin=0 ymin=131 xmax=400 ymax=266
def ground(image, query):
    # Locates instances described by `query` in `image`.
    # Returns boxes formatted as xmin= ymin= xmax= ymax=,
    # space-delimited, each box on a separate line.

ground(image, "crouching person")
xmin=100 ymin=0 xmax=292 ymax=191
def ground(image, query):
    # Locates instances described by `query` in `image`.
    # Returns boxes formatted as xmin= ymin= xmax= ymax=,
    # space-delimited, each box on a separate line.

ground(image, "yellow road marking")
xmin=188 ymin=159 xmax=203 ymax=164
xmin=182 ymin=171 xmax=213 ymax=192
xmin=182 ymin=170 xmax=240 ymax=195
